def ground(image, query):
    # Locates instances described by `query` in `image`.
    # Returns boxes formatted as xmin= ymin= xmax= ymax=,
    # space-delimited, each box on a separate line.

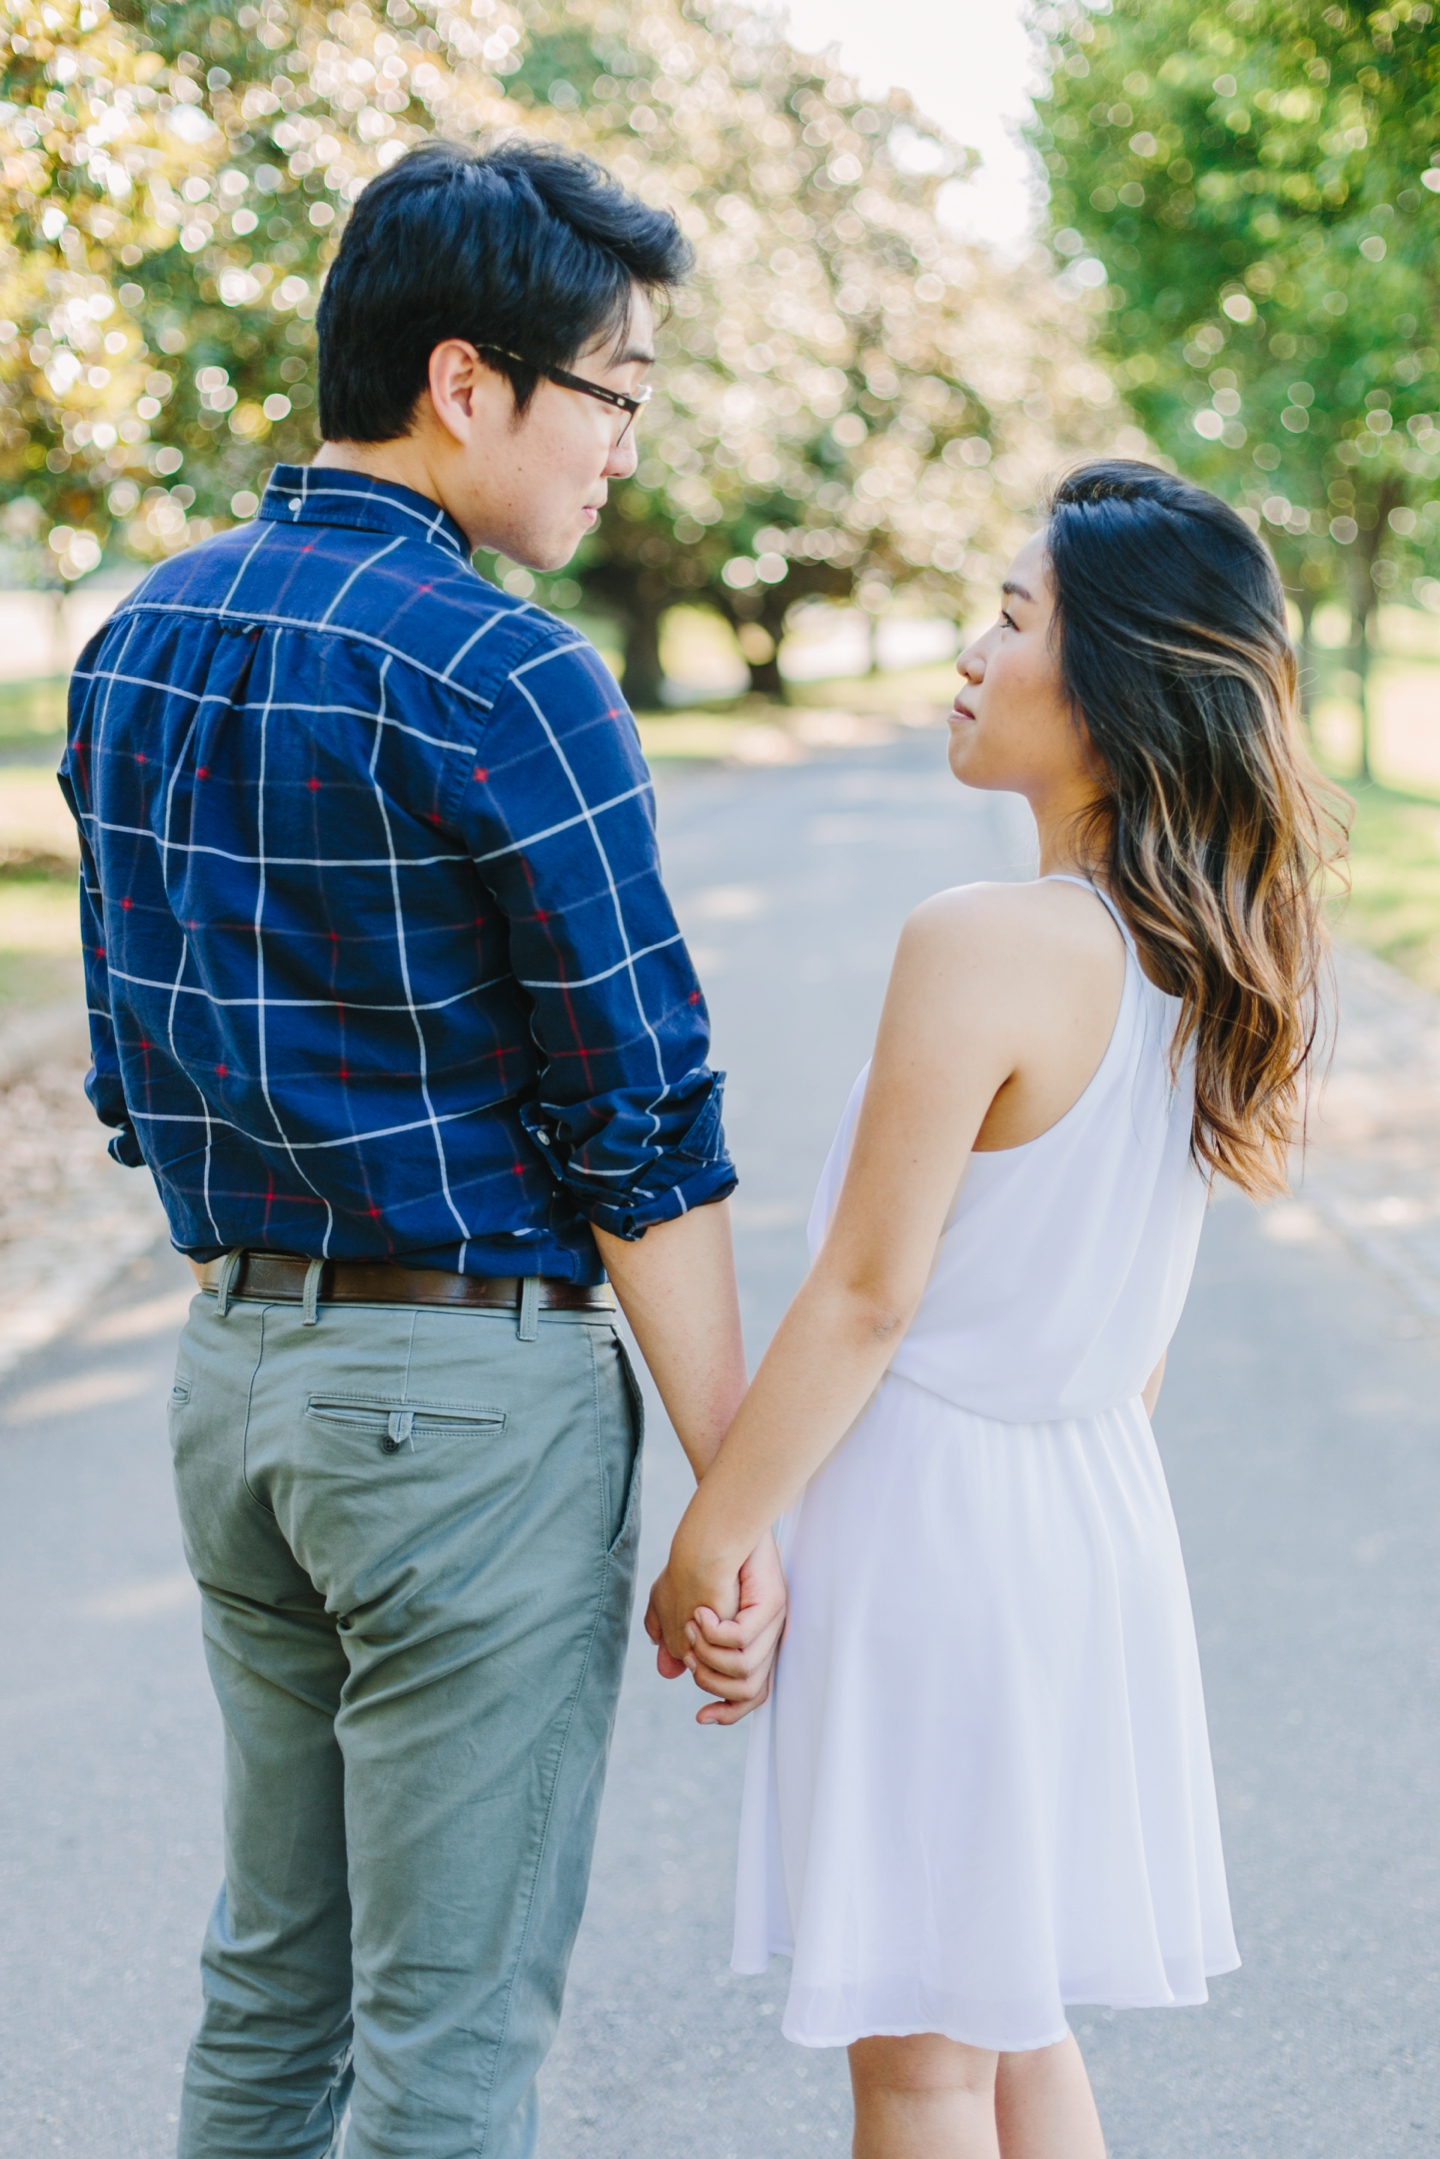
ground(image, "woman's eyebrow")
xmin=1001 ymin=580 xmax=1033 ymax=603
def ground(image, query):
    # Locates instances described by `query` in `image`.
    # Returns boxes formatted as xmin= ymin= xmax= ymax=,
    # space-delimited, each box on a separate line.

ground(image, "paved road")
xmin=2 ymin=732 xmax=1437 ymax=2157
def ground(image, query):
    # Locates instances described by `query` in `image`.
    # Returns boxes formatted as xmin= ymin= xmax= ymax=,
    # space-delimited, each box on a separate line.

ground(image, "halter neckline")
xmin=1039 ymin=873 xmax=1130 ymax=946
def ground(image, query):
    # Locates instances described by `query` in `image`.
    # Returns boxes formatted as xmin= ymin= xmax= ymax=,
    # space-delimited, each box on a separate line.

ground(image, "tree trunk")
xmin=620 ymin=594 xmax=666 ymax=712
xmin=48 ymin=585 xmax=68 ymax=679
xmin=1343 ymin=571 xmax=1374 ymax=786
xmin=1295 ymin=588 xmax=1316 ymax=743
xmin=744 ymin=642 xmax=785 ymax=699
xmin=1350 ymin=483 xmax=1400 ymax=785
xmin=744 ymin=590 xmax=793 ymax=701
xmin=1353 ymin=601 xmax=1373 ymax=785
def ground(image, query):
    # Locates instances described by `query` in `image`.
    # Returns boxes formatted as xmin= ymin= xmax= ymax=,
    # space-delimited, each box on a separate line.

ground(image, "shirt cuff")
xmin=586 ymin=1156 xmax=739 ymax=1242
xmin=520 ymin=1070 xmax=737 ymax=1243
xmin=106 ymin=1121 xmax=147 ymax=1168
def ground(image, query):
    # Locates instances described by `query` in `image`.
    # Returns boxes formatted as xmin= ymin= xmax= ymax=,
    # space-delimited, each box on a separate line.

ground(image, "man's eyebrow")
xmin=612 ymin=344 xmax=655 ymax=368
xmin=1000 ymin=580 xmax=1032 ymax=602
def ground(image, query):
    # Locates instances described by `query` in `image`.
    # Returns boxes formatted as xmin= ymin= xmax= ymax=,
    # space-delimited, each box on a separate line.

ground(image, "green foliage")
xmin=1 ymin=0 xmax=1120 ymax=699
xmin=1030 ymin=0 xmax=1440 ymax=695
xmin=0 ymin=0 xmax=513 ymax=577
xmin=494 ymin=0 xmax=1121 ymax=698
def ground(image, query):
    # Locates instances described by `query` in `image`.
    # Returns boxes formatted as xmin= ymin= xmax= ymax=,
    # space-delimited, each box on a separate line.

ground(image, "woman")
xmin=647 ymin=461 xmax=1345 ymax=2157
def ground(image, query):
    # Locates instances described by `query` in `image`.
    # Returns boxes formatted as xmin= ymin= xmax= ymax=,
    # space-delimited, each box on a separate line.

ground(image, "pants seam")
xmin=588 ymin=1328 xmax=608 ymax=1556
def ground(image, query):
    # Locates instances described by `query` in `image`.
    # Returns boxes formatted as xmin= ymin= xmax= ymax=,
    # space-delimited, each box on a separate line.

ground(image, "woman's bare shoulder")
xmin=901 ymin=877 xmax=1124 ymax=982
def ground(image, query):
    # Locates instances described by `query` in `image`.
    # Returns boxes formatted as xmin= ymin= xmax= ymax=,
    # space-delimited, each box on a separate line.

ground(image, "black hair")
xmin=317 ymin=137 xmax=693 ymax=442
xmin=1044 ymin=458 xmax=1346 ymax=1197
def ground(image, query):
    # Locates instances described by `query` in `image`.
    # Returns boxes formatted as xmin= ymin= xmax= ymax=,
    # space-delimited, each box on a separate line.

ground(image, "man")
xmin=62 ymin=138 xmax=784 ymax=2158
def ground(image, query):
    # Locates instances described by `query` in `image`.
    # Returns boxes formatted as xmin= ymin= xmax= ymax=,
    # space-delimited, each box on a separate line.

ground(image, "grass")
xmin=0 ymin=721 xmax=81 ymax=1019
xmin=0 ymin=676 xmax=67 ymax=758
xmin=635 ymin=661 xmax=958 ymax=762
xmin=0 ymin=858 xmax=82 ymax=1012
xmin=1332 ymin=782 xmax=1440 ymax=996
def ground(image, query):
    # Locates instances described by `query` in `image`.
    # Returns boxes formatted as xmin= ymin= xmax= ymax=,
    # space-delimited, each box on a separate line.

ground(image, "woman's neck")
xmin=1032 ymin=784 xmax=1107 ymax=880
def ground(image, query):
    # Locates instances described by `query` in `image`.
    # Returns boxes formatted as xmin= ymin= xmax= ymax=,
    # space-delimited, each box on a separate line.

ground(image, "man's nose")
xmin=605 ymin=433 xmax=640 ymax=482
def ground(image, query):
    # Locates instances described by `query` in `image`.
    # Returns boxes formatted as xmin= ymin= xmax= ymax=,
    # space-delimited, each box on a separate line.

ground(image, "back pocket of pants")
xmin=305 ymin=1394 xmax=506 ymax=1455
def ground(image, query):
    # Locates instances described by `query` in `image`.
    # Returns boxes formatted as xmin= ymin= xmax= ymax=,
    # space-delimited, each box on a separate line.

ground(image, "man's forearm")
xmin=594 ymin=1200 xmax=747 ymax=1480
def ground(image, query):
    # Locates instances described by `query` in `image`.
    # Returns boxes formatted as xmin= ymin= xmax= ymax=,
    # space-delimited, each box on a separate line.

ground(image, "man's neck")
xmin=311 ymin=435 xmax=445 ymax=509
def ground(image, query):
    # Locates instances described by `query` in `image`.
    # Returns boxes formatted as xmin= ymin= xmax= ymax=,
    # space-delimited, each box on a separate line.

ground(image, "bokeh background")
xmin=3 ymin=14 xmax=1440 ymax=2154
xmin=0 ymin=0 xmax=1438 ymax=1004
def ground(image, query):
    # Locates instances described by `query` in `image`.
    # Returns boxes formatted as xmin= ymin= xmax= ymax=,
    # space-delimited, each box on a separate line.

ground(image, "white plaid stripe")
xmin=62 ymin=465 xmax=733 ymax=1275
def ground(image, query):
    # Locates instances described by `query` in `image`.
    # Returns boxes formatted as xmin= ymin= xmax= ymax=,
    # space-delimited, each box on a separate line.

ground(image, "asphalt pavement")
xmin=2 ymin=730 xmax=1437 ymax=2158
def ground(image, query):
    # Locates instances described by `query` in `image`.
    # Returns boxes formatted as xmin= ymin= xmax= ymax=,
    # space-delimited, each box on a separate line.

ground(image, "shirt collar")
xmin=259 ymin=464 xmax=472 ymax=563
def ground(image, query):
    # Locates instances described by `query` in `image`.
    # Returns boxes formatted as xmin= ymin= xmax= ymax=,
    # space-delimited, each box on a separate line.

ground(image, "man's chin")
xmin=520 ymin=539 xmax=581 ymax=576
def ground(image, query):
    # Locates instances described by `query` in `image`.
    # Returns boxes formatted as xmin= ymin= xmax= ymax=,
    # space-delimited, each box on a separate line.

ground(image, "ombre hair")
xmin=1045 ymin=460 xmax=1347 ymax=1200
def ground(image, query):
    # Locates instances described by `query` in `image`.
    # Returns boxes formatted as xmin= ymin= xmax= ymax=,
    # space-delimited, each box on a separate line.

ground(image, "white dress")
xmin=732 ymin=878 xmax=1239 ymax=2053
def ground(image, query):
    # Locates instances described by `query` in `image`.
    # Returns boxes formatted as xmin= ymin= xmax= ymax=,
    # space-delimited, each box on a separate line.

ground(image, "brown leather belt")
xmin=197 ymin=1251 xmax=613 ymax=1313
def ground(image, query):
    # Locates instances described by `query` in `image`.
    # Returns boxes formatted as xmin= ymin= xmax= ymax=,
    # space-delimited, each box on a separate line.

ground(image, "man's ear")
xmin=427 ymin=339 xmax=508 ymax=447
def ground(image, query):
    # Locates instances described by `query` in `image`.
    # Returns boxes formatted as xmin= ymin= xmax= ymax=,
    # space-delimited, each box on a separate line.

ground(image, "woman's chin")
xmin=946 ymin=731 xmax=989 ymax=789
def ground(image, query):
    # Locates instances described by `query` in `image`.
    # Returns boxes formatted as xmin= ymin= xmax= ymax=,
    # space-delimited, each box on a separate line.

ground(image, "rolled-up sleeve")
xmin=449 ymin=634 xmax=736 ymax=1239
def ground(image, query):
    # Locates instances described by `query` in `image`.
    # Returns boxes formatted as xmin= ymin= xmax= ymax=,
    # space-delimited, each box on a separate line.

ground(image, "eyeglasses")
xmin=480 ymin=347 xmax=653 ymax=442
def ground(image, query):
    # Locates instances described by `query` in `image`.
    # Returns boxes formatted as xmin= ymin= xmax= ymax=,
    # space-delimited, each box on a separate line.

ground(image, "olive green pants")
xmin=168 ymin=1288 xmax=642 ymax=2159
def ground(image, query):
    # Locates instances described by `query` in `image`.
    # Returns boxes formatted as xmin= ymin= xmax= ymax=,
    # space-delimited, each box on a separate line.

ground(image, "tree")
xmin=1030 ymin=0 xmax=1440 ymax=775
xmin=503 ymin=0 xmax=1126 ymax=702
xmin=0 ymin=0 xmax=215 ymax=583
xmin=3 ymin=0 xmax=1121 ymax=703
xmin=1 ymin=0 xmax=519 ymax=572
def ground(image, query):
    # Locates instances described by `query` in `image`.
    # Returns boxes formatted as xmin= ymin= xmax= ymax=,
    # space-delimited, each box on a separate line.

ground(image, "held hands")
xmin=645 ymin=1528 xmax=788 ymax=1726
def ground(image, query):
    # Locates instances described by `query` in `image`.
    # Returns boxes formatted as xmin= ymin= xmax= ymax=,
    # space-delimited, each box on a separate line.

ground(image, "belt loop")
xmin=302 ymin=1258 xmax=324 ymax=1327
xmin=215 ymin=1248 xmax=243 ymax=1319
xmin=517 ymin=1274 xmax=540 ymax=1343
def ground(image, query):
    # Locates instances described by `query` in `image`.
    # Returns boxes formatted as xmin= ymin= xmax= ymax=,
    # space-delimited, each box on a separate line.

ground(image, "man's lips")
xmin=950 ymin=699 xmax=977 ymax=723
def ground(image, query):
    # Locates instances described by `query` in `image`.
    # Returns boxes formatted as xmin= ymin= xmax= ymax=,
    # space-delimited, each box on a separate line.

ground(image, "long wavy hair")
xmin=1045 ymin=460 xmax=1348 ymax=1199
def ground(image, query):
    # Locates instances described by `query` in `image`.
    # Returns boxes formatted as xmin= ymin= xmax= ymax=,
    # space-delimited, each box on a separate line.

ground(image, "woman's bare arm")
xmin=647 ymin=883 xmax=1067 ymax=1659
xmin=1142 ymin=1351 xmax=1167 ymax=1417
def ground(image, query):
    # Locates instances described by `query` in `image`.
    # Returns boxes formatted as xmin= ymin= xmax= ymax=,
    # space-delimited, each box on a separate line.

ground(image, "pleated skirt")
xmin=731 ymin=1373 xmax=1239 ymax=2052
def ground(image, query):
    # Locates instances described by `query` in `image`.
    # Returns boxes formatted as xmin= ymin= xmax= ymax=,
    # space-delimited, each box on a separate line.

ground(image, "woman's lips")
xmin=950 ymin=701 xmax=976 ymax=724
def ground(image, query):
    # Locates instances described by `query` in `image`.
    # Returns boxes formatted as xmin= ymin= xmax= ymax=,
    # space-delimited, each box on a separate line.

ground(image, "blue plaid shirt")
xmin=60 ymin=465 xmax=734 ymax=1282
